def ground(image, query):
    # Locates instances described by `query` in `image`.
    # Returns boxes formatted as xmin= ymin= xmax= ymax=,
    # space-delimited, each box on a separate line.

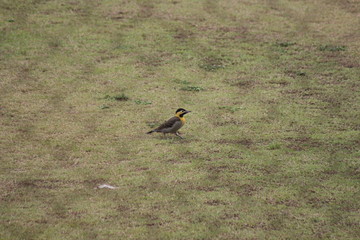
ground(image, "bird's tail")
xmin=147 ymin=130 xmax=155 ymax=134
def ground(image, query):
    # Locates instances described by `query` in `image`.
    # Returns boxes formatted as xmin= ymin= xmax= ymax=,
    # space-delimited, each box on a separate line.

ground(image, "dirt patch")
xmin=137 ymin=52 xmax=173 ymax=67
xmin=166 ymin=159 xmax=186 ymax=164
xmin=241 ymin=222 xmax=268 ymax=230
xmin=227 ymin=78 xmax=256 ymax=89
xmin=173 ymin=28 xmax=194 ymax=40
xmin=285 ymin=70 xmax=307 ymax=78
xmin=266 ymin=198 xmax=300 ymax=207
xmin=325 ymin=0 xmax=360 ymax=14
xmin=268 ymin=79 xmax=290 ymax=86
xmin=306 ymin=196 xmax=335 ymax=208
xmin=220 ymin=212 xmax=240 ymax=221
xmin=282 ymin=87 xmax=322 ymax=100
xmin=225 ymin=72 xmax=258 ymax=89
xmin=204 ymin=199 xmax=227 ymax=206
xmin=285 ymin=136 xmax=322 ymax=151
xmin=215 ymin=138 xmax=254 ymax=148
xmin=338 ymin=56 xmax=360 ymax=69
xmin=134 ymin=167 xmax=150 ymax=172
xmin=199 ymin=56 xmax=226 ymax=71
xmin=207 ymin=165 xmax=230 ymax=173
xmin=109 ymin=11 xmax=127 ymax=20
xmin=235 ymin=184 xmax=262 ymax=196
xmin=191 ymin=185 xmax=217 ymax=192
xmin=116 ymin=205 xmax=132 ymax=212
xmin=136 ymin=1 xmax=154 ymax=18
xmin=17 ymin=179 xmax=39 ymax=188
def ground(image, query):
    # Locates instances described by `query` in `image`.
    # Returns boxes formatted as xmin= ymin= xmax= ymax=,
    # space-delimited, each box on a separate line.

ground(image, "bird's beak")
xmin=184 ymin=110 xmax=191 ymax=114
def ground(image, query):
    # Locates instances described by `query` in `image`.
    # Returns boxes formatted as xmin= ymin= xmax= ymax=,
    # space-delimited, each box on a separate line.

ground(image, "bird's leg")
xmin=175 ymin=132 xmax=183 ymax=139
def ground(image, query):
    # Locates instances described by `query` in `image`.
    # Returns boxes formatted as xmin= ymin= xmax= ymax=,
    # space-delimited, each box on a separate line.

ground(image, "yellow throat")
xmin=175 ymin=112 xmax=186 ymax=125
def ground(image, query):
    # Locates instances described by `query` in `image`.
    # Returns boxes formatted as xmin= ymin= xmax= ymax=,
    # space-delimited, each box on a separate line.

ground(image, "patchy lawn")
xmin=1 ymin=0 xmax=359 ymax=239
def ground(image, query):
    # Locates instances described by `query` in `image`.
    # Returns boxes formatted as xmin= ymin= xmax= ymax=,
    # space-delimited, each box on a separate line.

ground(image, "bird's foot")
xmin=175 ymin=132 xmax=184 ymax=139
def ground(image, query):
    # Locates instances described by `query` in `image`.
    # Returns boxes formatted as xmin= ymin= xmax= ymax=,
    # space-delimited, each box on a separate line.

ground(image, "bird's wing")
xmin=155 ymin=116 xmax=181 ymax=130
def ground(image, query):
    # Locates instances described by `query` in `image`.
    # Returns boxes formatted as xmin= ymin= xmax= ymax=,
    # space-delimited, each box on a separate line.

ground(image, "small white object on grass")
xmin=97 ymin=184 xmax=118 ymax=189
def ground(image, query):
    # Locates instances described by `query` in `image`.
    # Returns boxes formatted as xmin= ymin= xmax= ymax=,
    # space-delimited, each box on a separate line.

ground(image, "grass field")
xmin=1 ymin=0 xmax=359 ymax=239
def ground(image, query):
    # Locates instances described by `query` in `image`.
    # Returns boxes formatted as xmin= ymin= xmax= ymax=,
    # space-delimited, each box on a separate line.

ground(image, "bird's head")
xmin=175 ymin=108 xmax=191 ymax=117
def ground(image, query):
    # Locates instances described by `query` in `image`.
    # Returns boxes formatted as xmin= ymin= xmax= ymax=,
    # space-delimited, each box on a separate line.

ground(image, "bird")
xmin=147 ymin=108 xmax=191 ymax=138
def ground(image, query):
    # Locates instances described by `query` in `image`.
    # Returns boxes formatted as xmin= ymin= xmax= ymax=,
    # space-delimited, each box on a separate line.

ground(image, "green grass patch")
xmin=319 ymin=45 xmax=346 ymax=52
xmin=103 ymin=93 xmax=130 ymax=101
xmin=134 ymin=99 xmax=152 ymax=105
xmin=180 ymin=86 xmax=205 ymax=92
xmin=267 ymin=142 xmax=282 ymax=150
xmin=99 ymin=105 xmax=110 ymax=109
xmin=275 ymin=41 xmax=296 ymax=47
xmin=173 ymin=79 xmax=191 ymax=85
xmin=199 ymin=56 xmax=226 ymax=71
